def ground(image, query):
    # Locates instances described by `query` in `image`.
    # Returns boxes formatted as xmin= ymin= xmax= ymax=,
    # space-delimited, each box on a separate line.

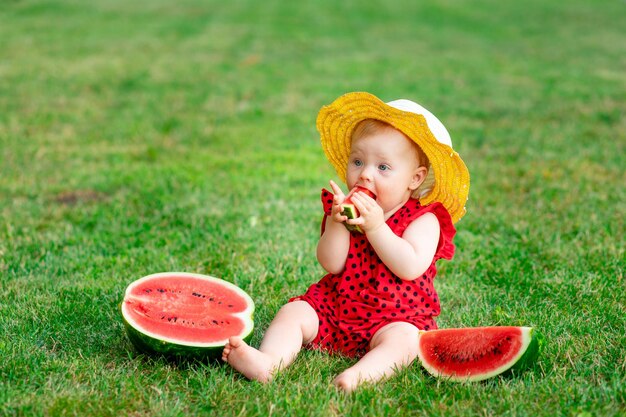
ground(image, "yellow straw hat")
xmin=317 ymin=92 xmax=470 ymax=223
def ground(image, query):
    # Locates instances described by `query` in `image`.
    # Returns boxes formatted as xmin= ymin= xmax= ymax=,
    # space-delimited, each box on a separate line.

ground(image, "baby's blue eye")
xmin=378 ymin=164 xmax=390 ymax=171
xmin=353 ymin=159 xmax=363 ymax=167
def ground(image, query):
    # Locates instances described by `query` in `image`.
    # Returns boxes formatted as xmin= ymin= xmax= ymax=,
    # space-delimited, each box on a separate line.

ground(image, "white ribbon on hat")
xmin=386 ymin=99 xmax=452 ymax=147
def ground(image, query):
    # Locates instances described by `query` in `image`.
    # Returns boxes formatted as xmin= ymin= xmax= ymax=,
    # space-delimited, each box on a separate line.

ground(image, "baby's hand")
xmin=329 ymin=180 xmax=348 ymax=224
xmin=347 ymin=191 xmax=385 ymax=233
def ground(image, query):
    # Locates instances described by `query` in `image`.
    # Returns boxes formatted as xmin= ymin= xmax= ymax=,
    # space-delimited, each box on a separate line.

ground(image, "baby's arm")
xmin=348 ymin=192 xmax=439 ymax=280
xmin=316 ymin=181 xmax=351 ymax=274
xmin=366 ymin=213 xmax=440 ymax=280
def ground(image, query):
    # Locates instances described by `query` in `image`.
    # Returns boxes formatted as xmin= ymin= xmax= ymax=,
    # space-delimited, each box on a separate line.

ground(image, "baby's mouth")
xmin=350 ymin=185 xmax=377 ymax=200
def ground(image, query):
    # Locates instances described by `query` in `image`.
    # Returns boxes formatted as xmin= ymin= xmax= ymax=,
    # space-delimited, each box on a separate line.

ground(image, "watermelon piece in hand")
xmin=416 ymin=326 xmax=543 ymax=382
xmin=341 ymin=186 xmax=376 ymax=233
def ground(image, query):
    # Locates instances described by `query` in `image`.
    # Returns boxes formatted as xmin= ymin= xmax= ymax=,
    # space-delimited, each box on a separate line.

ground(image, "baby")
xmin=222 ymin=92 xmax=470 ymax=392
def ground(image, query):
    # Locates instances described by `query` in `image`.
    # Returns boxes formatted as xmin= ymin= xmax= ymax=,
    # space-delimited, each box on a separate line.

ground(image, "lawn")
xmin=1 ymin=0 xmax=624 ymax=415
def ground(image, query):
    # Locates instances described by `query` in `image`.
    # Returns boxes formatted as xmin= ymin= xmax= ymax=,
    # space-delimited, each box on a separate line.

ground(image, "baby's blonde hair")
xmin=351 ymin=119 xmax=434 ymax=199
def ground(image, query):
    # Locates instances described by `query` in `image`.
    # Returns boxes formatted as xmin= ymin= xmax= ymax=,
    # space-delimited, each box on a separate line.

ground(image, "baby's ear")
xmin=410 ymin=166 xmax=428 ymax=190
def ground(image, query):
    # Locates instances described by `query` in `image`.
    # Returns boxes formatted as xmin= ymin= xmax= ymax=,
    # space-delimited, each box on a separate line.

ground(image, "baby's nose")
xmin=359 ymin=166 xmax=374 ymax=181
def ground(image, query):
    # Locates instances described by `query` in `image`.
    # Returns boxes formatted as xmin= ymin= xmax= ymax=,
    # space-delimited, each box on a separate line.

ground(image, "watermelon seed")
xmin=212 ymin=320 xmax=218 ymax=325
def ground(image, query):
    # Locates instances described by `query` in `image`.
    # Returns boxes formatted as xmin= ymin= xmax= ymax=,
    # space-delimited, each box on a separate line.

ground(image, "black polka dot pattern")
xmin=291 ymin=189 xmax=456 ymax=358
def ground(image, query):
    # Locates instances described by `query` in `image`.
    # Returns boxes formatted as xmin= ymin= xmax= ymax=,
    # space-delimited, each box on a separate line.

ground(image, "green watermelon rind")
xmin=341 ymin=203 xmax=364 ymax=233
xmin=121 ymin=313 xmax=253 ymax=360
xmin=121 ymin=272 xmax=255 ymax=360
xmin=508 ymin=328 xmax=543 ymax=374
xmin=416 ymin=326 xmax=542 ymax=382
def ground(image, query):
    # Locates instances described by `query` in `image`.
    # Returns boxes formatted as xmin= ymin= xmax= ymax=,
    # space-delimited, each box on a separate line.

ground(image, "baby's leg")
xmin=222 ymin=300 xmax=318 ymax=382
xmin=333 ymin=322 xmax=420 ymax=392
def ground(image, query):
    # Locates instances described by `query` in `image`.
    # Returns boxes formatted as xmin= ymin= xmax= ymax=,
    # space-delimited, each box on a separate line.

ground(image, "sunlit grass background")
xmin=1 ymin=0 xmax=624 ymax=415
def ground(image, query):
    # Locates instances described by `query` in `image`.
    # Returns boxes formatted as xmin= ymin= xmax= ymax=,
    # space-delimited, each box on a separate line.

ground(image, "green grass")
xmin=1 ymin=0 xmax=624 ymax=415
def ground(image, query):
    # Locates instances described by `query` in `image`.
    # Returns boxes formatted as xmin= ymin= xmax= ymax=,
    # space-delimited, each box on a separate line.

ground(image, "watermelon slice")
xmin=416 ymin=326 xmax=542 ymax=382
xmin=121 ymin=272 xmax=254 ymax=359
xmin=341 ymin=186 xmax=376 ymax=233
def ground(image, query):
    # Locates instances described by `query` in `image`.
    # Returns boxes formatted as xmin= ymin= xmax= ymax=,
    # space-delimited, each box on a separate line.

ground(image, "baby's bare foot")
xmin=333 ymin=369 xmax=363 ymax=393
xmin=222 ymin=337 xmax=275 ymax=383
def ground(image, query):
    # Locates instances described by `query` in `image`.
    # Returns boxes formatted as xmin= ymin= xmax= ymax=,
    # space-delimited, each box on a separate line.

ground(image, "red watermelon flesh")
xmin=121 ymin=273 xmax=254 ymax=357
xmin=416 ymin=326 xmax=541 ymax=382
xmin=344 ymin=186 xmax=376 ymax=207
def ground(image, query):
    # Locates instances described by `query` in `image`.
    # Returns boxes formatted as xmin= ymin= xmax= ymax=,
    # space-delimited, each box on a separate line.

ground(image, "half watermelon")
xmin=121 ymin=272 xmax=254 ymax=359
xmin=341 ymin=186 xmax=377 ymax=233
xmin=416 ymin=326 xmax=542 ymax=382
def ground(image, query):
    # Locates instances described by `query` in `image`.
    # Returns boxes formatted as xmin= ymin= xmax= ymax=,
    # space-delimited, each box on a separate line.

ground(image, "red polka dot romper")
xmin=291 ymin=189 xmax=456 ymax=358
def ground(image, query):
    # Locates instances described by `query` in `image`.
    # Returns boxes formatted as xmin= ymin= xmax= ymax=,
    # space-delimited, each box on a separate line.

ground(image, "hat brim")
xmin=316 ymin=92 xmax=470 ymax=223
